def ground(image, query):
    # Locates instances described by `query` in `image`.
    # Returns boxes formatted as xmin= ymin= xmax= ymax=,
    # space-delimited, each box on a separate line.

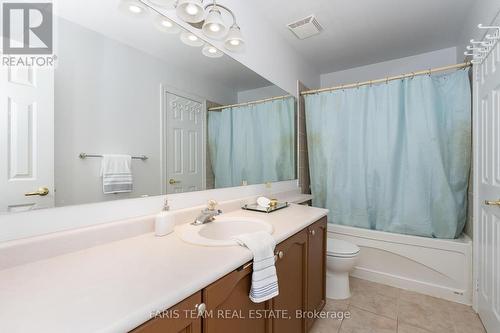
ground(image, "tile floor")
xmin=310 ymin=277 xmax=486 ymax=333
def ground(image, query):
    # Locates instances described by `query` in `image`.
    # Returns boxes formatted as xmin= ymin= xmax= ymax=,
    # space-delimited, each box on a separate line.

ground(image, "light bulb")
xmin=161 ymin=20 xmax=173 ymax=28
xmin=209 ymin=24 xmax=221 ymax=32
xmin=202 ymin=44 xmax=223 ymax=58
xmin=230 ymin=39 xmax=240 ymax=46
xmin=188 ymin=34 xmax=198 ymax=41
xmin=128 ymin=5 xmax=142 ymax=13
xmin=185 ymin=3 xmax=199 ymax=15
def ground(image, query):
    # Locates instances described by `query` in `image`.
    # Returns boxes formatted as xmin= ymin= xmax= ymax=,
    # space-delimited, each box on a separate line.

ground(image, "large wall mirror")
xmin=0 ymin=0 xmax=296 ymax=214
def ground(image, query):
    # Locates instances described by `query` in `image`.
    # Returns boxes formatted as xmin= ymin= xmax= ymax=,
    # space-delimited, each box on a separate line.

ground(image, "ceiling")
xmin=56 ymin=0 xmax=275 ymax=93
xmin=252 ymin=0 xmax=476 ymax=74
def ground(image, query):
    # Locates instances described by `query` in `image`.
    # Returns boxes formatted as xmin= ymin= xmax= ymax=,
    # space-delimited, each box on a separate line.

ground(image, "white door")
xmin=0 ymin=66 xmax=54 ymax=213
xmin=474 ymin=38 xmax=500 ymax=332
xmin=164 ymin=91 xmax=205 ymax=194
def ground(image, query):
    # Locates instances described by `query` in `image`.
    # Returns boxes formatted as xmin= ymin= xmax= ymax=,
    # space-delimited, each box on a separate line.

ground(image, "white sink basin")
xmin=177 ymin=216 xmax=273 ymax=247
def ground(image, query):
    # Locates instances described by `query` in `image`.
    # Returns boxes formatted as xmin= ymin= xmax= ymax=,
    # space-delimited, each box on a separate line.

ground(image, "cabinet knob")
xmin=278 ymin=251 xmax=284 ymax=259
xmin=195 ymin=303 xmax=206 ymax=317
xmin=309 ymin=229 xmax=316 ymax=236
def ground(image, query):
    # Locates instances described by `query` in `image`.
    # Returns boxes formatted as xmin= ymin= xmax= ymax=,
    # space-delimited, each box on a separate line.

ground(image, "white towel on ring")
xmin=232 ymin=231 xmax=279 ymax=303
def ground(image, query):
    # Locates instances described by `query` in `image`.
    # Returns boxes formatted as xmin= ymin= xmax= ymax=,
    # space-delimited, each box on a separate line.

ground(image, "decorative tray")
xmin=241 ymin=202 xmax=289 ymax=213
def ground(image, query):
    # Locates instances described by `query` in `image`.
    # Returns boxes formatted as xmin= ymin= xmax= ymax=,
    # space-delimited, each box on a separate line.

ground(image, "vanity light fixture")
xmin=200 ymin=2 xmax=245 ymax=50
xmin=202 ymin=6 xmax=228 ymax=39
xmin=224 ymin=24 xmax=244 ymax=52
xmin=128 ymin=0 xmax=246 ymax=52
xmin=173 ymin=0 xmax=245 ymax=52
xmin=176 ymin=0 xmax=205 ymax=23
xmin=202 ymin=44 xmax=223 ymax=58
xmin=118 ymin=0 xmax=241 ymax=58
xmin=180 ymin=31 xmax=204 ymax=47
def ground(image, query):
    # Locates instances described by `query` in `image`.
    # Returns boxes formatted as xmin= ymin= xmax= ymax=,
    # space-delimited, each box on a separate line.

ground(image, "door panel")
xmin=165 ymin=92 xmax=205 ymax=194
xmin=307 ymin=217 xmax=327 ymax=329
xmin=0 ymin=66 xmax=54 ymax=213
xmin=203 ymin=264 xmax=271 ymax=333
xmin=272 ymin=229 xmax=308 ymax=333
xmin=475 ymin=38 xmax=500 ymax=332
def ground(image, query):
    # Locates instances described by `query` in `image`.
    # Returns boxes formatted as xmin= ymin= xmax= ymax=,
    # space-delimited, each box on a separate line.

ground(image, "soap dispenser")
xmin=155 ymin=198 xmax=175 ymax=237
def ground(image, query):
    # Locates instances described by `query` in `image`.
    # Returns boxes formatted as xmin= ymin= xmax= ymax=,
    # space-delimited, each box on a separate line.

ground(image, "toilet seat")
xmin=327 ymin=239 xmax=360 ymax=258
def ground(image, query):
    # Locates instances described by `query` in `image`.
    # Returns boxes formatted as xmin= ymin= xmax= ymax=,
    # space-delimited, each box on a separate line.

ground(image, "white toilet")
xmin=326 ymin=238 xmax=360 ymax=300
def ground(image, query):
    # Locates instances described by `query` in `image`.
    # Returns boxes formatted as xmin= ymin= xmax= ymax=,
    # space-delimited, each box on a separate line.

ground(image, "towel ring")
xmin=411 ymin=72 xmax=415 ymax=79
xmin=386 ymin=77 xmax=389 ymax=84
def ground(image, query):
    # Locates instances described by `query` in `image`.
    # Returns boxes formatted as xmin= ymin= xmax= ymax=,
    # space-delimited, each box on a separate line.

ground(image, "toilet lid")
xmin=327 ymin=239 xmax=360 ymax=256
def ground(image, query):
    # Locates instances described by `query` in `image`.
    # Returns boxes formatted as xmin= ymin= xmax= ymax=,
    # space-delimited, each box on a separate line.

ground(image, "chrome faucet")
xmin=192 ymin=200 xmax=222 ymax=225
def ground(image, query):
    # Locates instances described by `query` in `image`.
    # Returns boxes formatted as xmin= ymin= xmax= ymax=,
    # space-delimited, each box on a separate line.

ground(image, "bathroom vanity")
xmin=131 ymin=217 xmax=327 ymax=333
xmin=0 ymin=201 xmax=328 ymax=333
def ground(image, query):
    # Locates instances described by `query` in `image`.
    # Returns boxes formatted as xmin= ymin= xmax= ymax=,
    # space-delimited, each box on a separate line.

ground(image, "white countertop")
xmin=277 ymin=192 xmax=313 ymax=204
xmin=0 ymin=204 xmax=327 ymax=333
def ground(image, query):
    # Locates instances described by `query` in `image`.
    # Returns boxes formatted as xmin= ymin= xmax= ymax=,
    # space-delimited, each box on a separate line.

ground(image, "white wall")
xmin=237 ymin=85 xmax=288 ymax=103
xmin=320 ymin=47 xmax=458 ymax=88
xmin=55 ymin=19 xmax=237 ymax=206
xmin=456 ymin=0 xmax=500 ymax=62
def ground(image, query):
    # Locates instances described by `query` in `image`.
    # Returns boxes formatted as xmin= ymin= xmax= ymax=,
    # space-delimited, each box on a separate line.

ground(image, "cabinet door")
xmin=203 ymin=263 xmax=271 ymax=333
xmin=131 ymin=292 xmax=202 ymax=333
xmin=272 ymin=229 xmax=308 ymax=333
xmin=307 ymin=217 xmax=327 ymax=329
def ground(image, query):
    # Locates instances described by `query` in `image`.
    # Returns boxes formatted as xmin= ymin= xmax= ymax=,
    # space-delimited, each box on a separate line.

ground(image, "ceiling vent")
xmin=287 ymin=15 xmax=323 ymax=40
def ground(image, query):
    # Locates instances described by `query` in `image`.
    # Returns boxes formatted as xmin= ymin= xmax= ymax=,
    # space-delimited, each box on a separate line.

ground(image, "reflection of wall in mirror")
xmin=54 ymin=18 xmax=237 ymax=207
xmin=237 ymin=85 xmax=287 ymax=103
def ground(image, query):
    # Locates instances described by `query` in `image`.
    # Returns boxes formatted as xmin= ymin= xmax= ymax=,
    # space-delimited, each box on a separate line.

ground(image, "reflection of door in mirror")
xmin=164 ymin=91 xmax=206 ymax=194
xmin=0 ymin=66 xmax=54 ymax=213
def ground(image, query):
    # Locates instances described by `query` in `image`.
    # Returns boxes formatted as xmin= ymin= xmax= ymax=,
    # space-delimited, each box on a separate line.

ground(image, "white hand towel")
xmin=100 ymin=154 xmax=133 ymax=194
xmin=233 ymin=231 xmax=279 ymax=303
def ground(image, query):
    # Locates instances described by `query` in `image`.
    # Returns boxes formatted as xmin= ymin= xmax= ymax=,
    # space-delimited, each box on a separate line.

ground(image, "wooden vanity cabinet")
xmin=203 ymin=263 xmax=271 ymax=333
xmin=130 ymin=217 xmax=327 ymax=333
xmin=131 ymin=292 xmax=202 ymax=333
xmin=306 ymin=217 xmax=327 ymax=329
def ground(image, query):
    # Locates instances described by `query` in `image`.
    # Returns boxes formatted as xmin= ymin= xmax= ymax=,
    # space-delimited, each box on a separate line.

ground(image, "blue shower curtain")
xmin=208 ymin=97 xmax=295 ymax=188
xmin=305 ymin=70 xmax=471 ymax=239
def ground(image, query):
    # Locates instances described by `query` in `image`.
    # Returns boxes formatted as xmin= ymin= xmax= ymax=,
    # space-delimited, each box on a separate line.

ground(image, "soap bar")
xmin=257 ymin=196 xmax=271 ymax=208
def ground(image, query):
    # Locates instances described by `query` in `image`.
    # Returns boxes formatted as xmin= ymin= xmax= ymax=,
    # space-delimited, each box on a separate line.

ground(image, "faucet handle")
xmin=207 ymin=199 xmax=218 ymax=211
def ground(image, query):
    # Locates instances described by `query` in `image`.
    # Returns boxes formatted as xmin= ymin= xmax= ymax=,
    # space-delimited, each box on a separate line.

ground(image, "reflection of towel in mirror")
xmin=232 ymin=231 xmax=279 ymax=303
xmin=100 ymin=154 xmax=133 ymax=194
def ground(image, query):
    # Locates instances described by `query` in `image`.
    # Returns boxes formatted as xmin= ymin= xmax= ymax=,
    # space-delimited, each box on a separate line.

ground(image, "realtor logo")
xmin=2 ymin=2 xmax=53 ymax=55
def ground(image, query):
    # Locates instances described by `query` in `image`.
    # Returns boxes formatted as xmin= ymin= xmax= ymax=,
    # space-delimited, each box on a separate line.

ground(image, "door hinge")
xmin=475 ymin=279 xmax=479 ymax=292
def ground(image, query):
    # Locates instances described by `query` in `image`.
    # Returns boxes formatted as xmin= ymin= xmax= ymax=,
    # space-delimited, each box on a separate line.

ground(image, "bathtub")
xmin=328 ymin=224 xmax=472 ymax=305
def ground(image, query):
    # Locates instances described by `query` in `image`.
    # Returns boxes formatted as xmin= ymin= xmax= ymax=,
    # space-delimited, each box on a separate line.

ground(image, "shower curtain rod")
xmin=208 ymin=94 xmax=292 ymax=111
xmin=301 ymin=62 xmax=472 ymax=96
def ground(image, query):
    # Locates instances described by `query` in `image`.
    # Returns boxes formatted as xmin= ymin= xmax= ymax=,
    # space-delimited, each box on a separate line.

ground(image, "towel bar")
xmin=79 ymin=153 xmax=148 ymax=161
